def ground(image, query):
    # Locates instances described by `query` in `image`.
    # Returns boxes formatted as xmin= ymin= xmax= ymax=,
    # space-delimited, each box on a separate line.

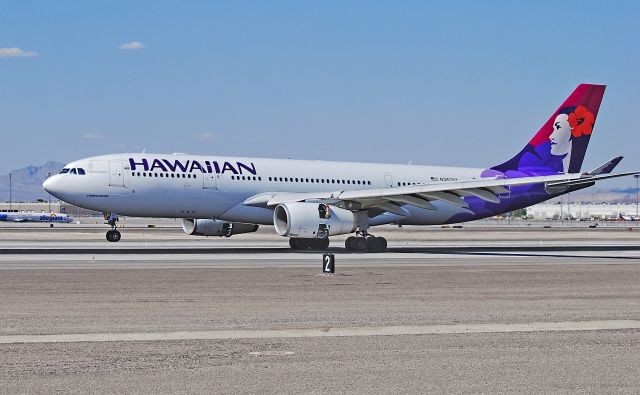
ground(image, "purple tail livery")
xmin=489 ymin=84 xmax=606 ymax=177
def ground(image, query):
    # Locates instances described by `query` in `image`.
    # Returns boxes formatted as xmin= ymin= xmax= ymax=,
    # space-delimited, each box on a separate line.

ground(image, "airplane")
xmin=0 ymin=212 xmax=73 ymax=223
xmin=43 ymin=84 xmax=638 ymax=251
xmin=617 ymin=213 xmax=639 ymax=221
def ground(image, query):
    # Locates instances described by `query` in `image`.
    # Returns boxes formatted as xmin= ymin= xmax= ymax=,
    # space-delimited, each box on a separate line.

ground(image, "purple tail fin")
xmin=491 ymin=84 xmax=606 ymax=176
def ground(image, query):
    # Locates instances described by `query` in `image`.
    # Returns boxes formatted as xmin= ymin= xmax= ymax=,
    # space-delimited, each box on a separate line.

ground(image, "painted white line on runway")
xmin=2 ymin=320 xmax=639 ymax=344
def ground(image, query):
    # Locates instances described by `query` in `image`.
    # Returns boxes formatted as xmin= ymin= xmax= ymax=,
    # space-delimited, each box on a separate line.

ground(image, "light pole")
xmin=8 ymin=173 xmax=12 ymax=212
xmin=635 ymin=174 xmax=639 ymax=219
xmin=47 ymin=172 xmax=51 ymax=212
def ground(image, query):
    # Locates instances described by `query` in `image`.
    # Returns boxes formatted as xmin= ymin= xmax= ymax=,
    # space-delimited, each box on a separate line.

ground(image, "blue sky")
xmin=1 ymin=1 xmax=639 ymax=187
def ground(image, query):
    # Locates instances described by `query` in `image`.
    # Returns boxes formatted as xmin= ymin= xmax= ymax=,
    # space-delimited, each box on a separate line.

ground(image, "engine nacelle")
xmin=182 ymin=219 xmax=259 ymax=237
xmin=273 ymin=202 xmax=357 ymax=238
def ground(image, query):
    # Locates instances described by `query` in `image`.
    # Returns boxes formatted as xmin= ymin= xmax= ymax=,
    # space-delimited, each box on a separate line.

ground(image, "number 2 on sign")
xmin=324 ymin=256 xmax=331 ymax=272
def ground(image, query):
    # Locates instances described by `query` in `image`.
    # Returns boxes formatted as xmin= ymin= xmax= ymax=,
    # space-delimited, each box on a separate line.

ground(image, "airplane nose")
xmin=43 ymin=175 xmax=62 ymax=197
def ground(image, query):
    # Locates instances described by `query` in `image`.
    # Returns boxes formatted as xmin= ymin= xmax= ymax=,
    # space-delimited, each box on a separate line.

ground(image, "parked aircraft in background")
xmin=618 ymin=213 xmax=639 ymax=221
xmin=0 ymin=212 xmax=73 ymax=223
xmin=43 ymin=84 xmax=638 ymax=251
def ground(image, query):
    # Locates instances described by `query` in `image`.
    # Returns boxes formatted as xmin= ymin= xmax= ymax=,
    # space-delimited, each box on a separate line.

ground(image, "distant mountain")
xmin=0 ymin=162 xmax=65 ymax=202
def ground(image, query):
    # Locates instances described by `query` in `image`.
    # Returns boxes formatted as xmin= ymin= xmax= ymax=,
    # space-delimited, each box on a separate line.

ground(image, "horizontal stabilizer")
xmin=587 ymin=156 xmax=623 ymax=175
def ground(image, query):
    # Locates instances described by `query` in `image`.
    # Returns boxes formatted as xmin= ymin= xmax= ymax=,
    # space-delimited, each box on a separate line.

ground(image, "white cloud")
xmin=0 ymin=47 xmax=38 ymax=58
xmin=197 ymin=132 xmax=218 ymax=141
xmin=119 ymin=41 xmax=144 ymax=50
xmin=81 ymin=132 xmax=104 ymax=140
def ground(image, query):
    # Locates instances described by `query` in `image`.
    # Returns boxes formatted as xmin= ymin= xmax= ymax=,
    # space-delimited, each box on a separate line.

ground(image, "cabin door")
xmin=109 ymin=161 xmax=125 ymax=187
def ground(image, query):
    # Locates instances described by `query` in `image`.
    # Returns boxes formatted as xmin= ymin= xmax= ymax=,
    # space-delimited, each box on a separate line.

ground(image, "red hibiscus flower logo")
xmin=568 ymin=105 xmax=595 ymax=138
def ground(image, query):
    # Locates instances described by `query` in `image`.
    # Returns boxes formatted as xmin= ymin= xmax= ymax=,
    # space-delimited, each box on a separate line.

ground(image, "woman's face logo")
xmin=549 ymin=114 xmax=571 ymax=156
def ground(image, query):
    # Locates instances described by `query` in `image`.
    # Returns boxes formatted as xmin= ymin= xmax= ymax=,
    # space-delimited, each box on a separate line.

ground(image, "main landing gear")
xmin=105 ymin=212 xmax=121 ymax=242
xmin=289 ymin=237 xmax=330 ymax=251
xmin=345 ymin=232 xmax=387 ymax=253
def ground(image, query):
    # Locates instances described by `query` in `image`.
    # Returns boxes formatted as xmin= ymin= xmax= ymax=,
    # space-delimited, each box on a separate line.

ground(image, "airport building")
xmin=526 ymin=203 xmax=640 ymax=220
xmin=0 ymin=202 xmax=100 ymax=217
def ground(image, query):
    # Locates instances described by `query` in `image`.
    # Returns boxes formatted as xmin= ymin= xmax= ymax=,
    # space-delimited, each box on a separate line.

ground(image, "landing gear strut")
xmin=345 ymin=232 xmax=387 ymax=253
xmin=289 ymin=237 xmax=330 ymax=251
xmin=105 ymin=213 xmax=121 ymax=242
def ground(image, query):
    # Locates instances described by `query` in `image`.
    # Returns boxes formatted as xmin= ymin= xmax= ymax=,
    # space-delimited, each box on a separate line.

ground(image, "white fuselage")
xmin=43 ymin=153 xmax=485 ymax=226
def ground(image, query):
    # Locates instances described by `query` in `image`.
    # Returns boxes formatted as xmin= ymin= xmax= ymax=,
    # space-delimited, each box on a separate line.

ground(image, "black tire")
xmin=376 ymin=237 xmax=387 ymax=252
xmin=345 ymin=236 xmax=356 ymax=251
xmin=110 ymin=230 xmax=121 ymax=242
xmin=318 ymin=238 xmax=330 ymax=250
xmin=365 ymin=236 xmax=379 ymax=252
xmin=310 ymin=238 xmax=329 ymax=250
xmin=297 ymin=238 xmax=311 ymax=250
xmin=354 ymin=237 xmax=367 ymax=252
xmin=289 ymin=238 xmax=298 ymax=249
xmin=106 ymin=230 xmax=114 ymax=242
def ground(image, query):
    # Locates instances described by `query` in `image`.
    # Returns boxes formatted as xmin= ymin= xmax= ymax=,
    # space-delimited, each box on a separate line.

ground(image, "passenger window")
xmin=231 ymin=176 xmax=235 ymax=180
xmin=77 ymin=168 xmax=86 ymax=175
xmin=258 ymin=177 xmax=262 ymax=181
xmin=143 ymin=173 xmax=146 ymax=177
xmin=132 ymin=172 xmax=135 ymax=177
xmin=368 ymin=181 xmax=371 ymax=185
xmin=137 ymin=172 xmax=141 ymax=176
xmin=171 ymin=174 xmax=174 ymax=178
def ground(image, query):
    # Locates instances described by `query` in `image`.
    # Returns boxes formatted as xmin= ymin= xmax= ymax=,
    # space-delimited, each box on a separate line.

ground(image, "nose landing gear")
xmin=104 ymin=212 xmax=121 ymax=242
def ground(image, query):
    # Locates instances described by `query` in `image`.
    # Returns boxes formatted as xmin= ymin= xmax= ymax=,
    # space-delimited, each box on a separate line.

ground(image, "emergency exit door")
xmin=202 ymin=173 xmax=218 ymax=189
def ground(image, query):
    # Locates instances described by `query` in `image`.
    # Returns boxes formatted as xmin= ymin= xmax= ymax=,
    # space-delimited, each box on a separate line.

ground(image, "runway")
xmin=2 ymin=226 xmax=640 ymax=393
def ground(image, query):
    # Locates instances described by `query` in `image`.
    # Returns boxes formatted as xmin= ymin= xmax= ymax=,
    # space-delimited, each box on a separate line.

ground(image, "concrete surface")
xmin=1 ymin=227 xmax=640 ymax=393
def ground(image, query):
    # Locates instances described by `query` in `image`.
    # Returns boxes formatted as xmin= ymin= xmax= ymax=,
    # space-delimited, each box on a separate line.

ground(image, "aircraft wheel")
xmin=353 ymin=237 xmax=367 ymax=252
xmin=366 ymin=236 xmax=387 ymax=253
xmin=309 ymin=238 xmax=329 ymax=250
xmin=345 ymin=236 xmax=356 ymax=251
xmin=111 ymin=230 xmax=121 ymax=242
xmin=289 ymin=238 xmax=305 ymax=250
xmin=106 ymin=230 xmax=121 ymax=242
xmin=289 ymin=238 xmax=299 ymax=249
xmin=290 ymin=238 xmax=311 ymax=250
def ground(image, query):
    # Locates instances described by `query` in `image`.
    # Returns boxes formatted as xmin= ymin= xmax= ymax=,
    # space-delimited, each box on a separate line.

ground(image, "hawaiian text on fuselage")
xmin=128 ymin=158 xmax=257 ymax=175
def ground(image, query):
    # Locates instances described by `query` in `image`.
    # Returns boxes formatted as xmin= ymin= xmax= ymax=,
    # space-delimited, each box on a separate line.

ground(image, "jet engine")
xmin=273 ymin=202 xmax=357 ymax=238
xmin=182 ymin=219 xmax=259 ymax=237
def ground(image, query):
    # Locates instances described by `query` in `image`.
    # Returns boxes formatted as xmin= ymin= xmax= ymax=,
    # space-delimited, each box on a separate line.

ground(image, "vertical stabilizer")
xmin=490 ymin=84 xmax=606 ymax=176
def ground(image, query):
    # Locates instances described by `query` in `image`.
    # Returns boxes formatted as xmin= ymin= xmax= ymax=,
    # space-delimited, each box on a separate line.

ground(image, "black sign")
xmin=323 ymin=253 xmax=335 ymax=274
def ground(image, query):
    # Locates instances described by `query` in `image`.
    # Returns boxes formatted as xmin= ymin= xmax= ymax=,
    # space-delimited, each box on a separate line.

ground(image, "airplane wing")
xmin=244 ymin=171 xmax=639 ymax=216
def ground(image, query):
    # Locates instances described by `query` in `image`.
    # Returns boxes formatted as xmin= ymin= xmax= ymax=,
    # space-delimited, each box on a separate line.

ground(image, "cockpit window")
xmin=59 ymin=168 xmax=70 ymax=174
xmin=77 ymin=168 xmax=86 ymax=175
xmin=69 ymin=168 xmax=77 ymax=174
